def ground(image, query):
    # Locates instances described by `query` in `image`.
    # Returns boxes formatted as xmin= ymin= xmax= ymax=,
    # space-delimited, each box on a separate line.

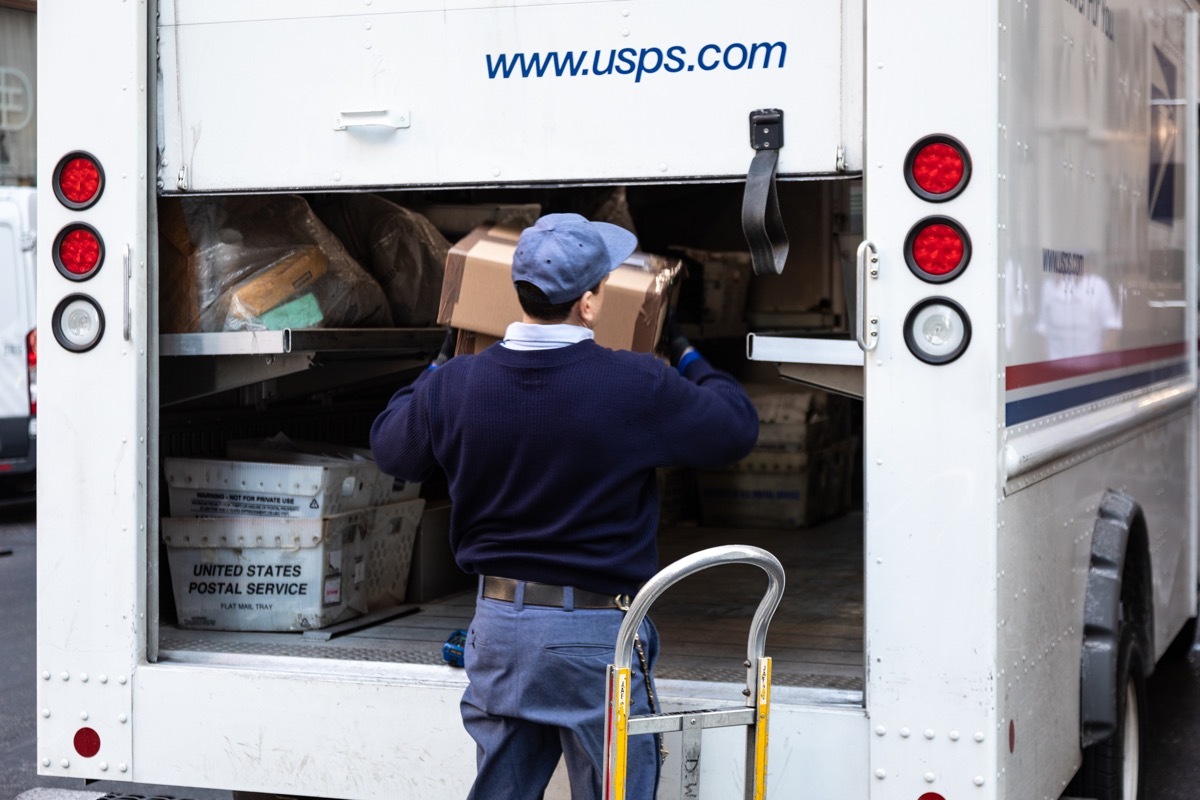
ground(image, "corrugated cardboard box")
xmin=695 ymin=385 xmax=859 ymax=529
xmin=696 ymin=453 xmax=810 ymax=529
xmin=439 ymin=225 xmax=680 ymax=352
xmin=671 ymin=246 xmax=753 ymax=325
xmin=454 ymin=330 xmax=502 ymax=357
xmin=404 ymin=500 xmax=474 ymax=603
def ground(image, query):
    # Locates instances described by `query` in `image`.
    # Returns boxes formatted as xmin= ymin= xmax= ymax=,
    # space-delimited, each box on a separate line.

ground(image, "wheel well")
xmin=1079 ymin=490 xmax=1153 ymax=748
xmin=1121 ymin=508 xmax=1153 ymax=675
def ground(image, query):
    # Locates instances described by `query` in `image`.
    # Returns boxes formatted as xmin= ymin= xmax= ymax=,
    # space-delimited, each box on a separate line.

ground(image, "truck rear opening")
xmin=152 ymin=178 xmax=867 ymax=706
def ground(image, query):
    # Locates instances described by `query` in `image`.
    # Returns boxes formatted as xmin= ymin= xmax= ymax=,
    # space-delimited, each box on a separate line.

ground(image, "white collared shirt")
xmin=500 ymin=322 xmax=594 ymax=351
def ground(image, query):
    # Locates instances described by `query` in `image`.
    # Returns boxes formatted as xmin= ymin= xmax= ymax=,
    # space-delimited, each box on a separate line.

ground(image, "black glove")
xmin=663 ymin=310 xmax=693 ymax=367
xmin=432 ymin=327 xmax=458 ymax=368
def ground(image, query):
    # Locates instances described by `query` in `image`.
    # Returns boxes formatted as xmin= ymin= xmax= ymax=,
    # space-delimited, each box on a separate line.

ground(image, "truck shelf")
xmin=158 ymin=327 xmax=447 ymax=405
xmin=160 ymin=328 xmax=447 ymax=357
xmin=156 ymin=515 xmax=865 ymax=700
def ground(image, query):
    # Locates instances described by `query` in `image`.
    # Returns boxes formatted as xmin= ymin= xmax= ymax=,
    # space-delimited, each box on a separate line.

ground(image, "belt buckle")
xmin=614 ymin=594 xmax=631 ymax=611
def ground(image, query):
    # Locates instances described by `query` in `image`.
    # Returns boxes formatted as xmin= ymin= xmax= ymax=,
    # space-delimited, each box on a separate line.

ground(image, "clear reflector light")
xmin=52 ymin=295 xmax=105 ymax=353
xmin=904 ymin=134 xmax=971 ymax=202
xmin=53 ymin=152 xmax=105 ymax=210
xmin=904 ymin=297 xmax=970 ymax=364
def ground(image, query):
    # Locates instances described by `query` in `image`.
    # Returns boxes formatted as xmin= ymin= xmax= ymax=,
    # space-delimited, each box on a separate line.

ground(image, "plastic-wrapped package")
xmin=308 ymin=193 xmax=449 ymax=326
xmin=159 ymin=194 xmax=392 ymax=333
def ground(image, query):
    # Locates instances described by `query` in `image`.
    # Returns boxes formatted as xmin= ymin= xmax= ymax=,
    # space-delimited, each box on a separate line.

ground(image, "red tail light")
xmin=53 ymin=151 xmax=105 ymax=210
xmin=53 ymin=223 xmax=105 ymax=280
xmin=905 ymin=135 xmax=971 ymax=202
xmin=905 ymin=216 xmax=971 ymax=282
xmin=26 ymin=328 xmax=36 ymax=415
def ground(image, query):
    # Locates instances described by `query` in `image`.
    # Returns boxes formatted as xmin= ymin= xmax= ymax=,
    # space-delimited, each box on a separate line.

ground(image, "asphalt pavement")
xmin=2 ymin=498 xmax=1199 ymax=800
xmin=0 ymin=501 xmax=228 ymax=800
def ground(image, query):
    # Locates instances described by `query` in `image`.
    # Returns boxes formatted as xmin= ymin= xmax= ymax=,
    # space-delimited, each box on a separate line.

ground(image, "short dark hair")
xmin=514 ymin=280 xmax=600 ymax=323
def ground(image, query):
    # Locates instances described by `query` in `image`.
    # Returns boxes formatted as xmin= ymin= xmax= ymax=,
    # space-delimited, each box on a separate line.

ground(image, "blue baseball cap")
xmin=512 ymin=213 xmax=638 ymax=304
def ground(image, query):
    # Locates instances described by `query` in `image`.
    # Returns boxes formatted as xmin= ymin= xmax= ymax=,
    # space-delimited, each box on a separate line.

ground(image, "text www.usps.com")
xmin=485 ymin=41 xmax=787 ymax=83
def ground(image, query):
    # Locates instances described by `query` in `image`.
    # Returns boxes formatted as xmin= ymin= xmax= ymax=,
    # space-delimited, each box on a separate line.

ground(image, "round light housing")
xmin=905 ymin=216 xmax=971 ymax=282
xmin=904 ymin=297 xmax=971 ymax=364
xmin=52 ymin=294 xmax=106 ymax=353
xmin=52 ymin=223 xmax=105 ymax=281
xmin=904 ymin=135 xmax=971 ymax=201
xmin=52 ymin=151 xmax=105 ymax=210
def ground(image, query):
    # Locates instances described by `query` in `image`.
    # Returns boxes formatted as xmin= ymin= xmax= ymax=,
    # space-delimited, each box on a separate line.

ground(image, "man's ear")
xmin=577 ymin=290 xmax=598 ymax=327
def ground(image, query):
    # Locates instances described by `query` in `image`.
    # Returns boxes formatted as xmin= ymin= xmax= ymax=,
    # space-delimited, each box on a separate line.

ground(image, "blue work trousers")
xmin=461 ymin=583 xmax=661 ymax=800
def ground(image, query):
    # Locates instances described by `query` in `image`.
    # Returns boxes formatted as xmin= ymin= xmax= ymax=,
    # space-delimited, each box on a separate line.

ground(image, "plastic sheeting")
xmin=159 ymin=194 xmax=392 ymax=333
xmin=309 ymin=193 xmax=449 ymax=327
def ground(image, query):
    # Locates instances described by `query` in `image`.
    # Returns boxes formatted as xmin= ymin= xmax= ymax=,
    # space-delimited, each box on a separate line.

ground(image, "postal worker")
xmin=370 ymin=213 xmax=759 ymax=799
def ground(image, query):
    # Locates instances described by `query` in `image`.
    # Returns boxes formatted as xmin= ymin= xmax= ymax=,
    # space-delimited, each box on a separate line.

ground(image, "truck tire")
xmin=1072 ymin=623 xmax=1147 ymax=800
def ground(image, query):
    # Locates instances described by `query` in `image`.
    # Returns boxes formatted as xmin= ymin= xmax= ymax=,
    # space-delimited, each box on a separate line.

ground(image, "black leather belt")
xmin=482 ymin=576 xmax=627 ymax=609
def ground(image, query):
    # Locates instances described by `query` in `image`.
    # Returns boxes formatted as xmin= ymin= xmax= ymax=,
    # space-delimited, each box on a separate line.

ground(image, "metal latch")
xmin=749 ymin=109 xmax=784 ymax=151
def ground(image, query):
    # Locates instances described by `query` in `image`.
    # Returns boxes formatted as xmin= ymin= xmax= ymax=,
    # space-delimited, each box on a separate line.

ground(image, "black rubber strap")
xmin=742 ymin=143 xmax=789 ymax=276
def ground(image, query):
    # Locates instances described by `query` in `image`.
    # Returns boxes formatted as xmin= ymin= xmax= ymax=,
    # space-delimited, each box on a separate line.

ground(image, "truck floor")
xmin=158 ymin=513 xmax=864 ymax=695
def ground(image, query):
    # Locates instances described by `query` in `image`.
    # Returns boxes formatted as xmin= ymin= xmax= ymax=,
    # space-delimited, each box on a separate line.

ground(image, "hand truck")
xmin=603 ymin=544 xmax=785 ymax=800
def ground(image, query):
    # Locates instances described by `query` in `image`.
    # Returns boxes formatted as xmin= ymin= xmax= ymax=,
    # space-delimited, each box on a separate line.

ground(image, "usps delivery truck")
xmin=35 ymin=1 xmax=1199 ymax=799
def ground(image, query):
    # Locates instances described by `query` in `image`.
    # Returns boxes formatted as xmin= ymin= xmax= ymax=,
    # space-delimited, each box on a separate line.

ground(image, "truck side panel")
xmin=999 ymin=413 xmax=1191 ymax=800
xmin=997 ymin=1 xmax=1198 ymax=798
xmin=158 ymin=0 xmax=861 ymax=190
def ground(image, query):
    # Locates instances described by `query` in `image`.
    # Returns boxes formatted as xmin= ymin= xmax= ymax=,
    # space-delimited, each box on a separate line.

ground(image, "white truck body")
xmin=36 ymin=1 xmax=1199 ymax=799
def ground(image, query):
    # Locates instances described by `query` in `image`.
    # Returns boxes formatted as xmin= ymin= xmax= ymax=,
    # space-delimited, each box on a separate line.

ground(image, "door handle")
xmin=332 ymin=109 xmax=410 ymax=130
xmin=856 ymin=240 xmax=878 ymax=352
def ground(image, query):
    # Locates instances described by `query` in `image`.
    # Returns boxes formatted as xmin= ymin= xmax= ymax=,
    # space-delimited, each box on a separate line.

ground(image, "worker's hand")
xmin=663 ymin=310 xmax=694 ymax=367
xmin=432 ymin=327 xmax=458 ymax=368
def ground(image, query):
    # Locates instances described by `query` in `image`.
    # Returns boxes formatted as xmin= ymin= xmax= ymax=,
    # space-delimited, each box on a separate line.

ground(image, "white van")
xmin=0 ymin=186 xmax=36 ymax=492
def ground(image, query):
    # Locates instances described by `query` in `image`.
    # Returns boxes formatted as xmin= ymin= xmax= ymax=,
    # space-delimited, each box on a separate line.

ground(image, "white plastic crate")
xmin=371 ymin=472 xmax=423 ymax=506
xmin=364 ymin=499 xmax=425 ymax=609
xmin=225 ymin=436 xmax=421 ymax=506
xmin=162 ymin=510 xmax=369 ymax=631
xmin=164 ymin=456 xmax=376 ymax=518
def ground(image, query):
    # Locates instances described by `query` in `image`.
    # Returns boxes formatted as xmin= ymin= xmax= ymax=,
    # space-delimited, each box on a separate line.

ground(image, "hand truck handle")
xmin=611 ymin=544 xmax=785 ymax=700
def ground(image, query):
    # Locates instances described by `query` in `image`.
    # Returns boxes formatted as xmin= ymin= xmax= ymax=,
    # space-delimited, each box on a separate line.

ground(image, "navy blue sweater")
xmin=370 ymin=340 xmax=758 ymax=595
